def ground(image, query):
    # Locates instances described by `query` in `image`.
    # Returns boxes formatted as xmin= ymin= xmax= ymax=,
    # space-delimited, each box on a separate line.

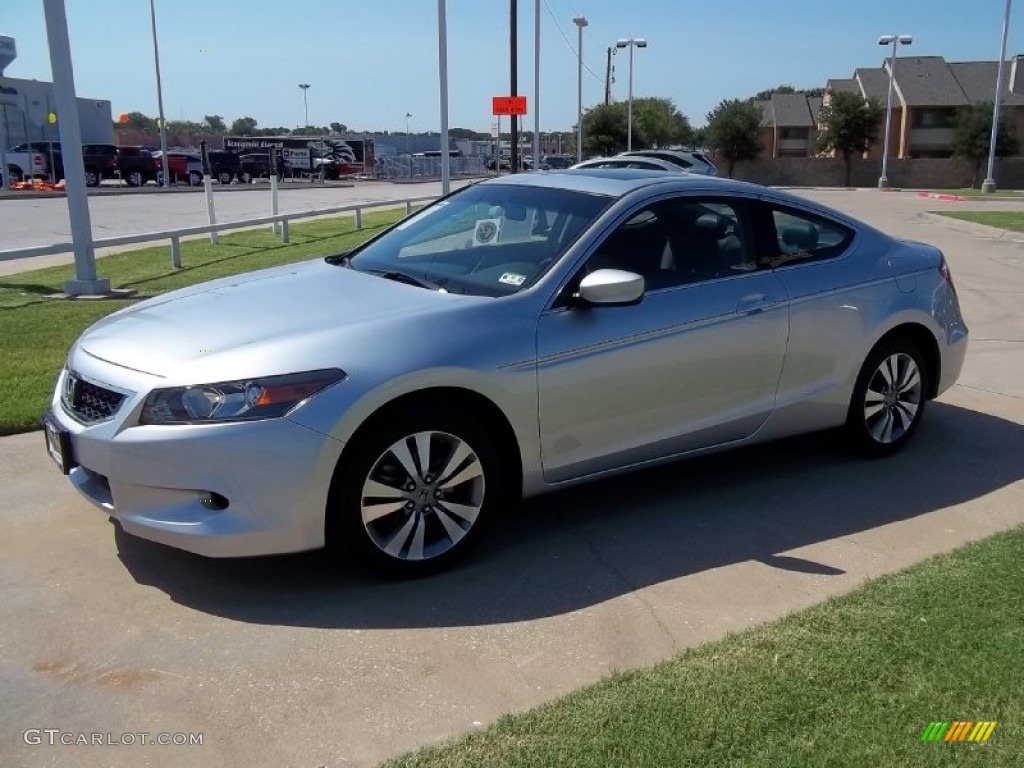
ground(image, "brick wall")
xmin=709 ymin=156 xmax=1024 ymax=189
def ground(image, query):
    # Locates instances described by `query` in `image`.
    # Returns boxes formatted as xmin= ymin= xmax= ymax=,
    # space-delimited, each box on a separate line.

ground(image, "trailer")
xmin=222 ymin=135 xmax=375 ymax=177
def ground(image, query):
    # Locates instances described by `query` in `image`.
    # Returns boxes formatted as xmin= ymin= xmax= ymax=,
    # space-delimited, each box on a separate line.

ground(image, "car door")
xmin=755 ymin=201 xmax=862 ymax=415
xmin=536 ymin=195 xmax=790 ymax=483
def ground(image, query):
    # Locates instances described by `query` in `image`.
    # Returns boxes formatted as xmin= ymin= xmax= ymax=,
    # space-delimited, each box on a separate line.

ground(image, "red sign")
xmin=492 ymin=96 xmax=528 ymax=116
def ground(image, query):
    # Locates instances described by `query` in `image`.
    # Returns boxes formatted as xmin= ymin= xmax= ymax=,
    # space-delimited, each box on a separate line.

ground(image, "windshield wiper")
xmin=364 ymin=269 xmax=443 ymax=290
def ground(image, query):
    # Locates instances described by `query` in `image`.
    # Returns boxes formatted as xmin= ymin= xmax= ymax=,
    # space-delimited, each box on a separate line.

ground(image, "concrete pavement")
xmin=1 ymin=189 xmax=1023 ymax=767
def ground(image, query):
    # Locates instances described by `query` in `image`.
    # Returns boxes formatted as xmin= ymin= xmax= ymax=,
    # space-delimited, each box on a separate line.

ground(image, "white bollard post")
xmin=200 ymin=140 xmax=218 ymax=244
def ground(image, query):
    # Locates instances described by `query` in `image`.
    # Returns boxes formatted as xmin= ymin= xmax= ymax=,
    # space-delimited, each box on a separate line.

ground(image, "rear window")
xmin=766 ymin=207 xmax=855 ymax=266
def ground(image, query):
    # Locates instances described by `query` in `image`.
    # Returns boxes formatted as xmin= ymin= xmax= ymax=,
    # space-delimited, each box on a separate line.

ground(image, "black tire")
xmin=84 ymin=169 xmax=100 ymax=187
xmin=844 ymin=338 xmax=929 ymax=457
xmin=327 ymin=407 xmax=506 ymax=577
xmin=188 ymin=170 xmax=203 ymax=186
xmin=241 ymin=171 xmax=253 ymax=184
xmin=217 ymin=170 xmax=233 ymax=185
xmin=125 ymin=169 xmax=144 ymax=187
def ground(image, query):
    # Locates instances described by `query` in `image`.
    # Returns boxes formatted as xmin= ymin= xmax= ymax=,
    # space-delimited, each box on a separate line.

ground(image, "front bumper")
xmin=49 ymin=364 xmax=345 ymax=558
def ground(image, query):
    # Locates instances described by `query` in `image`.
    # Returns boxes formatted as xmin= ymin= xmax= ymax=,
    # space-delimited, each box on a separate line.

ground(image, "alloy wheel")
xmin=863 ymin=352 xmax=922 ymax=444
xmin=360 ymin=431 xmax=485 ymax=561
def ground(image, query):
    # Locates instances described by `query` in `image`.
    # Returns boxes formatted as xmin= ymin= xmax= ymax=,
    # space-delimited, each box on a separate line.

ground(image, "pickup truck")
xmin=5 ymin=142 xmax=55 ymax=181
xmin=4 ymin=142 xmax=159 ymax=187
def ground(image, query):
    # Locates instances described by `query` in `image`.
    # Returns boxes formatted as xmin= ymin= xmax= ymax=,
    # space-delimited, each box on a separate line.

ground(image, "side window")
xmin=583 ymin=197 xmax=755 ymax=291
xmin=767 ymin=207 xmax=854 ymax=267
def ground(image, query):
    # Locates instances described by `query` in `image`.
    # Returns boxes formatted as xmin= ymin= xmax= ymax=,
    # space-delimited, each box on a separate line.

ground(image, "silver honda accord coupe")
xmin=44 ymin=171 xmax=968 ymax=576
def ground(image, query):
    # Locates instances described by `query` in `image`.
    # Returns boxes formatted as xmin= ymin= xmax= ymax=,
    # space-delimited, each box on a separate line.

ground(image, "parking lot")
xmin=1 ymin=189 xmax=1023 ymax=767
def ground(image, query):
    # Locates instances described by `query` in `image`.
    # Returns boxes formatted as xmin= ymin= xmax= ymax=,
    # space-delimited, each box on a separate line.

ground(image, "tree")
xmin=329 ymin=121 xmax=348 ymax=134
xmin=953 ymin=102 xmax=1019 ymax=188
xmin=816 ymin=91 xmax=884 ymax=186
xmin=632 ymin=97 xmax=692 ymax=148
xmin=704 ymin=99 xmax=763 ymax=177
xmin=230 ymin=116 xmax=258 ymax=135
xmin=449 ymin=127 xmax=484 ymax=139
xmin=751 ymin=84 xmax=824 ymax=101
xmin=690 ymin=126 xmax=707 ymax=148
xmin=116 ymin=111 xmax=156 ymax=132
xmin=581 ymin=102 xmax=631 ymax=156
xmin=201 ymin=115 xmax=226 ymax=133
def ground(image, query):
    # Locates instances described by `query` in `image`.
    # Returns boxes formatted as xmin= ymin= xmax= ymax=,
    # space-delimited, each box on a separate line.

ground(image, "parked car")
xmin=619 ymin=149 xmax=719 ymax=176
xmin=238 ymin=153 xmax=285 ymax=182
xmin=485 ymin=155 xmax=510 ymax=171
xmin=570 ymin=156 xmax=689 ymax=172
xmin=43 ymin=171 xmax=967 ymax=577
xmin=206 ymin=150 xmax=242 ymax=185
xmin=152 ymin=151 xmax=203 ymax=186
xmin=542 ymin=154 xmax=574 ymax=170
xmin=4 ymin=141 xmax=55 ymax=181
xmin=116 ymin=146 xmax=159 ymax=187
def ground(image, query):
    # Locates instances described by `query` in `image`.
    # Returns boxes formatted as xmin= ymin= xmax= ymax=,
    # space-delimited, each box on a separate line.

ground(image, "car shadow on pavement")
xmin=115 ymin=401 xmax=1024 ymax=628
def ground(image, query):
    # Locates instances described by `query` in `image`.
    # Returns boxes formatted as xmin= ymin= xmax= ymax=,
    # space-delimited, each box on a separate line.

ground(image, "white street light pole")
xmin=616 ymin=37 xmax=647 ymax=151
xmin=877 ymin=33 xmax=912 ymax=188
xmin=43 ymin=0 xmax=109 ymax=295
xmin=405 ymin=112 xmax=412 ymax=154
xmin=573 ymin=16 xmax=587 ymax=162
xmin=983 ymin=0 xmax=1013 ymax=193
xmin=533 ymin=0 xmax=540 ymax=170
xmin=438 ymin=0 xmax=450 ymax=194
xmin=149 ymin=0 xmax=169 ymax=188
xmin=299 ymin=83 xmax=310 ymax=129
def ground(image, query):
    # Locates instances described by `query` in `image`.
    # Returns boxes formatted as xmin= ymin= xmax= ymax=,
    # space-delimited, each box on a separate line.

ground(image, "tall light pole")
xmin=533 ymin=0 xmax=541 ymax=170
xmin=877 ymin=34 xmax=912 ymax=188
xmin=983 ymin=0 xmax=1013 ymax=193
xmin=615 ymin=38 xmax=647 ymax=151
xmin=405 ymin=112 xmax=412 ymax=154
xmin=438 ymin=0 xmax=450 ymax=194
xmin=573 ymin=16 xmax=587 ymax=162
xmin=149 ymin=0 xmax=169 ymax=188
xmin=298 ymin=83 xmax=310 ymax=130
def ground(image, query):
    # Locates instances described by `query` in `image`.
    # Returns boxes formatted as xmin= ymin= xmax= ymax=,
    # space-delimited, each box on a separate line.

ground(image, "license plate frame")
xmin=42 ymin=413 xmax=76 ymax=475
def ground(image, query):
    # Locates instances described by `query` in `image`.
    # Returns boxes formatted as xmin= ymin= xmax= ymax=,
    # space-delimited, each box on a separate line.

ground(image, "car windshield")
xmin=342 ymin=183 xmax=611 ymax=297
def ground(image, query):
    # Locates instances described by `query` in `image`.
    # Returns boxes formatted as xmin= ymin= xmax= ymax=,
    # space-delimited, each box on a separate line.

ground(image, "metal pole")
xmin=574 ymin=17 xmax=587 ymax=162
xmin=43 ymin=0 xmax=109 ymax=295
xmin=533 ymin=0 xmax=540 ymax=170
xmin=0 ymin=103 xmax=9 ymax=193
xmin=627 ymin=43 xmax=634 ymax=151
xmin=149 ymin=0 xmax=169 ymax=188
xmin=268 ymin=148 xmax=280 ymax=233
xmin=878 ymin=38 xmax=898 ymax=188
xmin=405 ymin=112 xmax=411 ymax=154
xmin=983 ymin=0 xmax=1013 ymax=193
xmin=438 ymin=0 xmax=451 ymax=194
xmin=200 ymin=139 xmax=218 ymax=244
xmin=510 ymin=0 xmax=519 ymax=174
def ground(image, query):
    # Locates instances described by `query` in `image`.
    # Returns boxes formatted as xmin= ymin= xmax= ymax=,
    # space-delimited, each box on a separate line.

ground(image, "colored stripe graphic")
xmin=923 ymin=721 xmax=996 ymax=742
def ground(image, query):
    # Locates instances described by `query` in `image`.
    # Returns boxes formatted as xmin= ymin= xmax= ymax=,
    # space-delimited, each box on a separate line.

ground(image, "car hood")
xmin=77 ymin=259 xmax=476 ymax=378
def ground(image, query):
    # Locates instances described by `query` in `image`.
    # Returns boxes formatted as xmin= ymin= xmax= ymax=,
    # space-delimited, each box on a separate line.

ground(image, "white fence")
xmin=0 ymin=195 xmax=437 ymax=269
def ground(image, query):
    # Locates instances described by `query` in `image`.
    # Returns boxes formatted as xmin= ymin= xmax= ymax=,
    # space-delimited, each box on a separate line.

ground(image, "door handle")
xmin=736 ymin=294 xmax=779 ymax=313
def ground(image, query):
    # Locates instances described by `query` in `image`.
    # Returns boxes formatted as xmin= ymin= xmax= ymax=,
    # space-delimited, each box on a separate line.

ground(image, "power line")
xmin=543 ymin=0 xmax=604 ymax=84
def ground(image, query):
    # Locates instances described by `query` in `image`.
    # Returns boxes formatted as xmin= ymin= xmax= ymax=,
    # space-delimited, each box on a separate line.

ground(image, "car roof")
xmin=574 ymin=156 xmax=685 ymax=172
xmin=479 ymin=168 xmax=737 ymax=196
xmin=475 ymin=170 xmax=872 ymax=230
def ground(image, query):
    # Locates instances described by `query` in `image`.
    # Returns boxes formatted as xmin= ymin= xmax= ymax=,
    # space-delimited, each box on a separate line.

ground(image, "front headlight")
xmin=139 ymin=369 xmax=346 ymax=425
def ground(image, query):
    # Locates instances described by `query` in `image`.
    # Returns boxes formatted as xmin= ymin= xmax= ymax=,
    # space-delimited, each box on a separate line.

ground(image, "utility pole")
xmin=604 ymin=46 xmax=612 ymax=105
xmin=510 ymin=0 xmax=519 ymax=173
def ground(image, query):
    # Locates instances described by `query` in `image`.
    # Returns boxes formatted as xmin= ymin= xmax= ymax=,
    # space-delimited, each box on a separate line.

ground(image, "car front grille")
xmin=63 ymin=372 xmax=126 ymax=424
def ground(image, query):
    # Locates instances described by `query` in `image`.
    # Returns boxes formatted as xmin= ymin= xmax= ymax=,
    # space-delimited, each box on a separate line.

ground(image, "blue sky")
xmin=3 ymin=0 xmax=1022 ymax=131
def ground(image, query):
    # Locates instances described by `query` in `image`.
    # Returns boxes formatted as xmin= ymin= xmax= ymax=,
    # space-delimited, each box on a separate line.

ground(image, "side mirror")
xmin=577 ymin=269 xmax=645 ymax=306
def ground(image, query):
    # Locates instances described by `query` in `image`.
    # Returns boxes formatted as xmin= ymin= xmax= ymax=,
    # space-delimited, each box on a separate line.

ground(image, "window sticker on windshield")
xmin=472 ymin=218 xmax=502 ymax=246
xmin=394 ymin=200 xmax=449 ymax=230
xmin=498 ymin=272 xmax=526 ymax=286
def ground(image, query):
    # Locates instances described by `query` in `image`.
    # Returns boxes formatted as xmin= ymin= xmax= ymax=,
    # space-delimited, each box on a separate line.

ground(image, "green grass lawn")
xmin=386 ymin=528 xmax=1024 ymax=768
xmin=927 ymin=188 xmax=1024 ymax=197
xmin=0 ymin=208 xmax=410 ymax=434
xmin=932 ymin=210 xmax=1024 ymax=232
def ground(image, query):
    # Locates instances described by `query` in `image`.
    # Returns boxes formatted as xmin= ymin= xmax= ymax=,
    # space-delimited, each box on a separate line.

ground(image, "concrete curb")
xmin=924 ymin=211 xmax=1024 ymax=242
